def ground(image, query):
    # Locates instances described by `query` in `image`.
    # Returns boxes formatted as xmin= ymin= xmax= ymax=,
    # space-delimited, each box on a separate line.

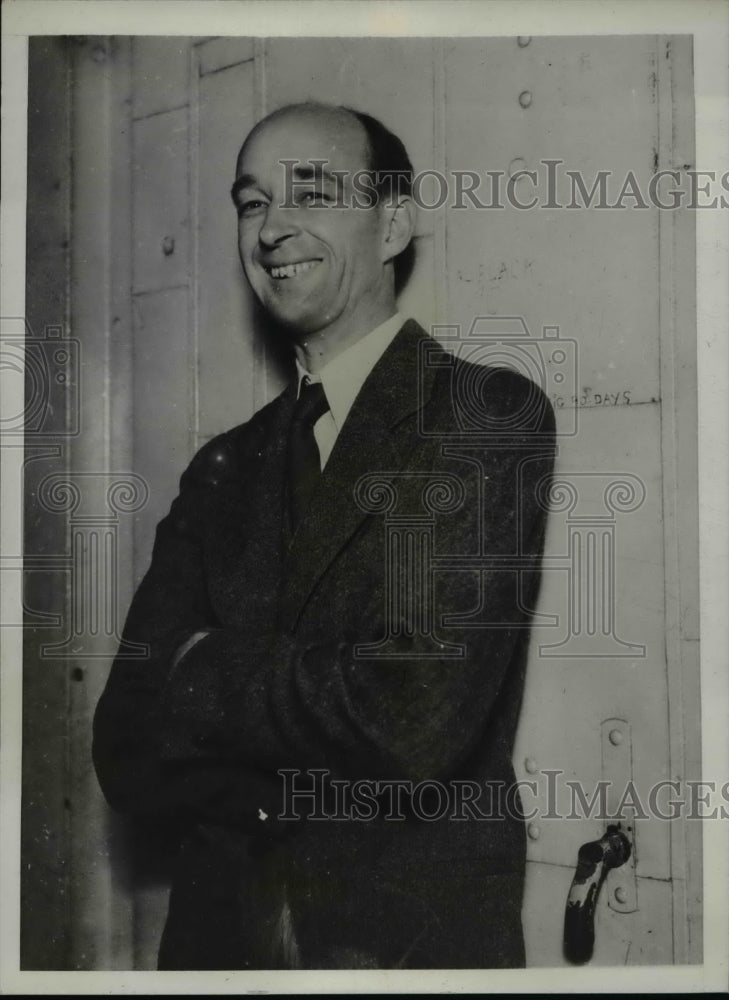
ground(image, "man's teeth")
xmin=268 ymin=261 xmax=319 ymax=279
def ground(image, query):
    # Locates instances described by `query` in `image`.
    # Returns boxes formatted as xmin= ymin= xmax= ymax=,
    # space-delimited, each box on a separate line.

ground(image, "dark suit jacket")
xmin=93 ymin=320 xmax=555 ymax=970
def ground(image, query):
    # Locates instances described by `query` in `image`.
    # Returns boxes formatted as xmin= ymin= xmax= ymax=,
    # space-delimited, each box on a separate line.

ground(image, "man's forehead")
xmin=235 ymin=106 xmax=369 ymax=181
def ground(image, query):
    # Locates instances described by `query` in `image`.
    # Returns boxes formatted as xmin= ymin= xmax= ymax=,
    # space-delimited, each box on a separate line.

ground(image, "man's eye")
xmin=237 ymin=199 xmax=267 ymax=218
xmin=299 ymin=190 xmax=329 ymax=206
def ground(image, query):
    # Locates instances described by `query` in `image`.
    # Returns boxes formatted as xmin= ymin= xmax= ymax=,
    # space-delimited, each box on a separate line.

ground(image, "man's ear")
xmin=381 ymin=196 xmax=417 ymax=263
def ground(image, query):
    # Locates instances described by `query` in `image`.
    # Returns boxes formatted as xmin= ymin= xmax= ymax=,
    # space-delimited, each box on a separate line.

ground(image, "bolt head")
xmin=518 ymin=90 xmax=533 ymax=109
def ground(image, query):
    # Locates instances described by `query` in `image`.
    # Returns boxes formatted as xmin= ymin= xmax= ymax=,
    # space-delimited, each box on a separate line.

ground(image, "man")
xmin=93 ymin=103 xmax=555 ymax=970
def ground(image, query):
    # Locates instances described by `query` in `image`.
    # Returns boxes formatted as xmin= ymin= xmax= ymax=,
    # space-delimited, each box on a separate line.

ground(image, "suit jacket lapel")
xmin=209 ymin=383 xmax=296 ymax=628
xmin=278 ymin=320 xmax=437 ymax=632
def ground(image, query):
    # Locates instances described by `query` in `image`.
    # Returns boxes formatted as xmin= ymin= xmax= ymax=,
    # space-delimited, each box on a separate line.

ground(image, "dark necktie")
xmin=287 ymin=377 xmax=330 ymax=531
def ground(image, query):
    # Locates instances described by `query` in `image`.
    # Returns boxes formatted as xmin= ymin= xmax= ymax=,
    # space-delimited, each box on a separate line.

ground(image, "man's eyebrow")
xmin=230 ymin=174 xmax=260 ymax=200
xmin=291 ymin=164 xmax=341 ymax=185
xmin=230 ymin=164 xmax=342 ymax=203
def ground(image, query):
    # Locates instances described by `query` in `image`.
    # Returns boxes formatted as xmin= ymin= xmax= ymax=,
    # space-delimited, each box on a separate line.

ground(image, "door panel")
xmin=132 ymin=37 xmax=190 ymax=119
xmin=196 ymin=51 xmax=261 ymax=440
xmin=443 ymin=36 xmax=661 ymax=401
xmin=516 ymin=402 xmax=671 ymax=882
xmin=131 ymin=287 xmax=192 ymax=583
xmin=132 ymin=109 xmax=191 ymax=293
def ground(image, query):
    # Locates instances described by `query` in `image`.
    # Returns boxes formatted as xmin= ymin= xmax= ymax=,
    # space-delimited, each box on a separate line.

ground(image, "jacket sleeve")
xmin=92 ymin=432 xmax=287 ymax=832
xmin=150 ymin=398 xmax=556 ymax=785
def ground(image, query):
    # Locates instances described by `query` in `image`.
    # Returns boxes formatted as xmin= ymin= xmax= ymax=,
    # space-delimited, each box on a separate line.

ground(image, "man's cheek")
xmin=242 ymin=259 xmax=262 ymax=290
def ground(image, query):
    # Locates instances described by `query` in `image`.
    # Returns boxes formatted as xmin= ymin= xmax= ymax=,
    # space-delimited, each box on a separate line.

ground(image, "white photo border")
xmin=2 ymin=1 xmax=727 ymax=994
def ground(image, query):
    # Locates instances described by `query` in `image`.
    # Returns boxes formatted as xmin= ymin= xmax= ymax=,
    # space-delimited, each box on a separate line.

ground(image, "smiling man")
xmin=232 ymin=104 xmax=413 ymax=369
xmin=93 ymin=102 xmax=555 ymax=970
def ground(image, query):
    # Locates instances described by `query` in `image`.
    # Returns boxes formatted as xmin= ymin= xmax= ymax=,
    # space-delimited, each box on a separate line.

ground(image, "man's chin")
xmin=260 ymin=304 xmax=327 ymax=341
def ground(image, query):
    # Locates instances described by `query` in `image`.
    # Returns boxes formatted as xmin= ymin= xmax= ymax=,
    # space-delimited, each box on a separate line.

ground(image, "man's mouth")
xmin=264 ymin=260 xmax=321 ymax=279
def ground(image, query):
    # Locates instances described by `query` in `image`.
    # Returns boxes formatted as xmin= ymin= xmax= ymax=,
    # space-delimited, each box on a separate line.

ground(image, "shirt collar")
xmin=295 ymin=312 xmax=404 ymax=431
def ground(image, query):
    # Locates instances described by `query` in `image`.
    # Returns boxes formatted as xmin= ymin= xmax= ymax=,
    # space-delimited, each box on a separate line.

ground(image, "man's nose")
xmin=258 ymin=203 xmax=299 ymax=248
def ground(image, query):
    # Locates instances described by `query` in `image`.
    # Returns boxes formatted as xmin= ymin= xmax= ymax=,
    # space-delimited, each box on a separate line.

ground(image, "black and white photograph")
xmin=1 ymin=0 xmax=727 ymax=992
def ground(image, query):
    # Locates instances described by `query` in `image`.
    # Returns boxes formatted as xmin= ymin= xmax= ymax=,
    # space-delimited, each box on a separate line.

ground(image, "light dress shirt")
xmin=294 ymin=311 xmax=404 ymax=470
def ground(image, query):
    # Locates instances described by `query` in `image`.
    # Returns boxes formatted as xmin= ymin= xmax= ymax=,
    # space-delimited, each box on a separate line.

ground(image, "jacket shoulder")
xmin=180 ymin=390 xmax=290 ymax=490
xmin=429 ymin=352 xmax=555 ymax=436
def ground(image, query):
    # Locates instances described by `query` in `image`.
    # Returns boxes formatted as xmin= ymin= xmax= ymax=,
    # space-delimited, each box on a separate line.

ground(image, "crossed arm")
xmin=93 ymin=412 xmax=555 ymax=833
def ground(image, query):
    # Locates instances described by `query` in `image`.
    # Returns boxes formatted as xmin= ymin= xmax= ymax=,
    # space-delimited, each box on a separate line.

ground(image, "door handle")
xmin=563 ymin=824 xmax=632 ymax=964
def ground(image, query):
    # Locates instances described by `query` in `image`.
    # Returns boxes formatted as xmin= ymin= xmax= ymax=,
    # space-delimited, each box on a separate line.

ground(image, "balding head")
xmin=237 ymin=102 xmax=371 ymax=178
xmin=231 ymin=102 xmax=416 ymax=361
